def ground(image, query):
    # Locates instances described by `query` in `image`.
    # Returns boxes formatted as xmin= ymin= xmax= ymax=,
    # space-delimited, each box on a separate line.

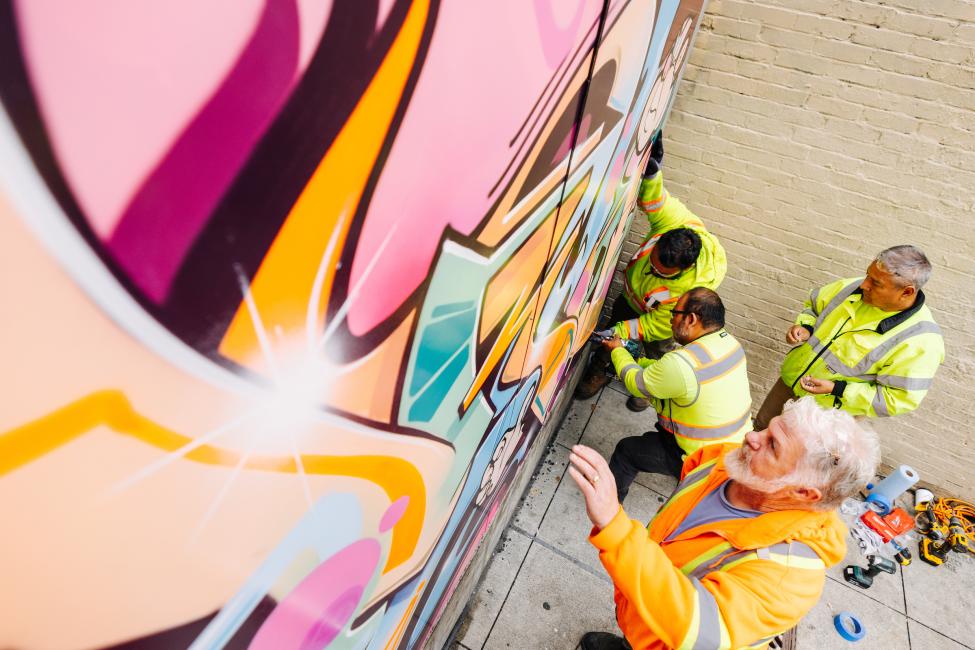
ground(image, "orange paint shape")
xmin=477 ymin=213 xmax=554 ymax=348
xmin=219 ymin=0 xmax=431 ymax=368
xmin=461 ymin=212 xmax=554 ymax=411
xmin=0 ymin=390 xmax=425 ymax=572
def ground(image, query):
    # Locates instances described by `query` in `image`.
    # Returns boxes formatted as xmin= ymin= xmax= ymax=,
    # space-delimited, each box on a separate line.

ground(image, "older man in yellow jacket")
xmin=754 ymin=245 xmax=944 ymax=430
xmin=568 ymin=397 xmax=880 ymax=650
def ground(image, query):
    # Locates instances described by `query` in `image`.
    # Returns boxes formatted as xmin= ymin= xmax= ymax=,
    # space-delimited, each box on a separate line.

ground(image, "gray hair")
xmin=779 ymin=397 xmax=881 ymax=510
xmin=875 ymin=245 xmax=932 ymax=290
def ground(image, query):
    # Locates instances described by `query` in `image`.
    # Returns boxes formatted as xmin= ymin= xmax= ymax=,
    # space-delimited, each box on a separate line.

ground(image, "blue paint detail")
xmin=408 ymin=344 xmax=470 ymax=422
xmin=406 ymin=372 xmax=541 ymax=647
xmin=408 ymin=302 xmax=476 ymax=402
xmin=188 ymin=494 xmax=363 ymax=650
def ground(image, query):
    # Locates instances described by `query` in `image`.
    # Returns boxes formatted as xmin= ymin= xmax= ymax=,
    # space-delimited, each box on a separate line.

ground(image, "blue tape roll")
xmin=865 ymin=492 xmax=892 ymax=516
xmin=834 ymin=612 xmax=866 ymax=642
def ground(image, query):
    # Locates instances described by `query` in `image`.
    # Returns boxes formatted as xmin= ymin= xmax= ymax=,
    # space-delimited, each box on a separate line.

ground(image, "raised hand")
xmin=568 ymin=444 xmax=621 ymax=530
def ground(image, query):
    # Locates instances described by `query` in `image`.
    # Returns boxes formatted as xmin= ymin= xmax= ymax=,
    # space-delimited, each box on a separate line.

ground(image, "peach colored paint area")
xmin=0 ymin=199 xmax=452 ymax=648
xmin=346 ymin=0 xmax=602 ymax=335
xmin=13 ymin=0 xmax=332 ymax=238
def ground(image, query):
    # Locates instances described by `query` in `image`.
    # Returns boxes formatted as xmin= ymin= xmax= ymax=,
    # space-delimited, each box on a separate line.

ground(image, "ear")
xmin=789 ymin=486 xmax=822 ymax=505
xmin=901 ymin=285 xmax=917 ymax=298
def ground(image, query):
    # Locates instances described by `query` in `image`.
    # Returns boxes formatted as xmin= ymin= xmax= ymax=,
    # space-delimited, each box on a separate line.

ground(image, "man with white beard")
xmin=568 ymin=397 xmax=879 ymax=650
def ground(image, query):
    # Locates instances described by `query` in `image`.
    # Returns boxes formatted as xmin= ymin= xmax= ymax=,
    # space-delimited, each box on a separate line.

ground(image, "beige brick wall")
xmin=609 ymin=0 xmax=975 ymax=500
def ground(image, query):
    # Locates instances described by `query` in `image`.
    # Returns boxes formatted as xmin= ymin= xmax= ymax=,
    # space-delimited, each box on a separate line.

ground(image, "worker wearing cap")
xmin=754 ymin=245 xmax=945 ymax=431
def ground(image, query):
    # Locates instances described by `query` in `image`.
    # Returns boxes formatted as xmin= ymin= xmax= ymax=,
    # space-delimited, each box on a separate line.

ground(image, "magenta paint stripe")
xmin=107 ymin=0 xmax=300 ymax=303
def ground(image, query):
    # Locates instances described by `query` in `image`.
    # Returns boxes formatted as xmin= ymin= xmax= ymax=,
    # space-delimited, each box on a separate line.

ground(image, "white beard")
xmin=723 ymin=447 xmax=783 ymax=493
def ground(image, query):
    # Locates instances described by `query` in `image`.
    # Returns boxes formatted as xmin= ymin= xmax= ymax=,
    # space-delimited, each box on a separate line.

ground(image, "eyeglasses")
xmin=671 ymin=309 xmax=695 ymax=317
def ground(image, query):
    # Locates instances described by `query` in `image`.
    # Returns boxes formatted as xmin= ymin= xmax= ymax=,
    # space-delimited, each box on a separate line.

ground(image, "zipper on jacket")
xmin=790 ymin=316 xmax=852 ymax=391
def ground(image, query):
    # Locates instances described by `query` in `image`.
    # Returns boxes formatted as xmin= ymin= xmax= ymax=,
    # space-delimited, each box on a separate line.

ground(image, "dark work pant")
xmin=604 ymin=293 xmax=642 ymax=330
xmin=609 ymin=423 xmax=685 ymax=503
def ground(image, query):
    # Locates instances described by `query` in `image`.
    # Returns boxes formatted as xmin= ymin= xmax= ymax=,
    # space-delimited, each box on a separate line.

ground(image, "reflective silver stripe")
xmin=814 ymin=280 xmax=862 ymax=330
xmin=695 ymin=346 xmax=745 ymax=383
xmin=674 ymin=459 xmax=718 ymax=493
xmin=659 ymin=409 xmax=751 ymax=440
xmin=621 ymin=363 xmax=650 ymax=397
xmin=640 ymin=194 xmax=666 ymax=212
xmin=818 ymin=320 xmax=943 ymax=376
xmin=688 ymin=548 xmax=749 ymax=580
xmin=626 ymin=319 xmax=640 ymax=339
xmin=780 ymin=541 xmax=819 ymax=560
xmin=872 ymin=390 xmax=890 ymax=417
xmin=629 ymin=235 xmax=659 ymax=264
xmin=684 ymin=343 xmax=712 ymax=365
xmin=670 ymin=353 xmax=702 ymax=408
xmin=690 ymin=541 xmax=820 ymax=580
xmin=876 ymin=375 xmax=934 ymax=390
xmin=690 ymin=578 xmax=726 ymax=650
xmin=809 ymin=286 xmax=822 ymax=315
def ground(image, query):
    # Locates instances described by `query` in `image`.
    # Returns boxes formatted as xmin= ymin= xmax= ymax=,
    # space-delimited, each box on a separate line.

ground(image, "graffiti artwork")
xmin=0 ymin=1 xmax=704 ymax=648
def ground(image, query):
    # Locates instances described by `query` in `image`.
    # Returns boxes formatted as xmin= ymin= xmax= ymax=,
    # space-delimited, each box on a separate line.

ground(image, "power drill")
xmin=948 ymin=516 xmax=973 ymax=554
xmin=919 ymin=536 xmax=951 ymax=566
xmin=843 ymin=555 xmax=897 ymax=589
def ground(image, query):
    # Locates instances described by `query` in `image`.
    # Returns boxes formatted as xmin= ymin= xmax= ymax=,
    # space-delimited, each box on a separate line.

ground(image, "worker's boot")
xmin=574 ymin=348 xmax=613 ymax=400
xmin=626 ymin=396 xmax=652 ymax=412
xmin=580 ymin=632 xmax=631 ymax=650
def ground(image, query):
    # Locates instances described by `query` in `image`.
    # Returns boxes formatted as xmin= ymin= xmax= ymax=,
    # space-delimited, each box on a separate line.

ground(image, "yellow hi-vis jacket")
xmin=614 ymin=171 xmax=727 ymax=343
xmin=611 ymin=329 xmax=752 ymax=455
xmin=591 ymin=444 xmax=846 ymax=650
xmin=782 ymin=277 xmax=944 ymax=417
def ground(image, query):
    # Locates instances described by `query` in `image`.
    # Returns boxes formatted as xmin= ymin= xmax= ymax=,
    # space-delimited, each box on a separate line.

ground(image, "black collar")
xmin=851 ymin=288 xmax=926 ymax=333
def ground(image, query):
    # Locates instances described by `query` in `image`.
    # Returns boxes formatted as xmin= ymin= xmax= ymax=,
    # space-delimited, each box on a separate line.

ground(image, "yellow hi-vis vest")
xmin=617 ymin=330 xmax=752 ymax=455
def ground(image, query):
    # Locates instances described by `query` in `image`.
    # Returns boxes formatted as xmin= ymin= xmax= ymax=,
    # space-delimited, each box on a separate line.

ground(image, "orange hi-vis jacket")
xmin=590 ymin=444 xmax=847 ymax=650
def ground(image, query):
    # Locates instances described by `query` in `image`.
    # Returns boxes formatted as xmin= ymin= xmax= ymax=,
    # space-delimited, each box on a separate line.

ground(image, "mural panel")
xmin=0 ymin=1 xmax=704 ymax=648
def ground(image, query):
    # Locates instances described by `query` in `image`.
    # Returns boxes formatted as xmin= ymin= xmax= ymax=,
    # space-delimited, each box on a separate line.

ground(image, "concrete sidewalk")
xmin=452 ymin=380 xmax=975 ymax=650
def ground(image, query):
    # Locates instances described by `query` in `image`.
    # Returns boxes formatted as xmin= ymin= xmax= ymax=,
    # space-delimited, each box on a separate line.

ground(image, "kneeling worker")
xmin=575 ymin=132 xmax=726 ymax=411
xmin=601 ymin=287 xmax=752 ymax=502
xmin=568 ymin=397 xmax=881 ymax=650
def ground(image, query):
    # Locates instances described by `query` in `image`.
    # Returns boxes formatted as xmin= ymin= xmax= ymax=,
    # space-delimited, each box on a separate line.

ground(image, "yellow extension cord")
xmin=923 ymin=497 xmax=975 ymax=554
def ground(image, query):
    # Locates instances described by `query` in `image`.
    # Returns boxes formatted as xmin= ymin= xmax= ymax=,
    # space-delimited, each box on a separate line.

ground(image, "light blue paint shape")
xmin=188 ymin=493 xmax=363 ymax=650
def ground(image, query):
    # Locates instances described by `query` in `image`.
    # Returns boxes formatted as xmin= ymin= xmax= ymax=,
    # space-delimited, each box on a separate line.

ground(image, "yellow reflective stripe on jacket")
xmin=680 ymin=542 xmax=733 ymax=576
xmin=652 ymin=457 xmax=719 ymax=523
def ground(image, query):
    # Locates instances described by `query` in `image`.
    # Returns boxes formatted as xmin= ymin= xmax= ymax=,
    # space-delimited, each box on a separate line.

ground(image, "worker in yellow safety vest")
xmin=575 ymin=132 xmax=726 ymax=412
xmin=754 ymin=245 xmax=945 ymax=431
xmin=567 ymin=397 xmax=880 ymax=650
xmin=601 ymin=287 xmax=751 ymax=502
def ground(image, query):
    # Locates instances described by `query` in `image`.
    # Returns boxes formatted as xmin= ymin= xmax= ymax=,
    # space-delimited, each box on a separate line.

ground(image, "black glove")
xmin=644 ymin=131 xmax=664 ymax=177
